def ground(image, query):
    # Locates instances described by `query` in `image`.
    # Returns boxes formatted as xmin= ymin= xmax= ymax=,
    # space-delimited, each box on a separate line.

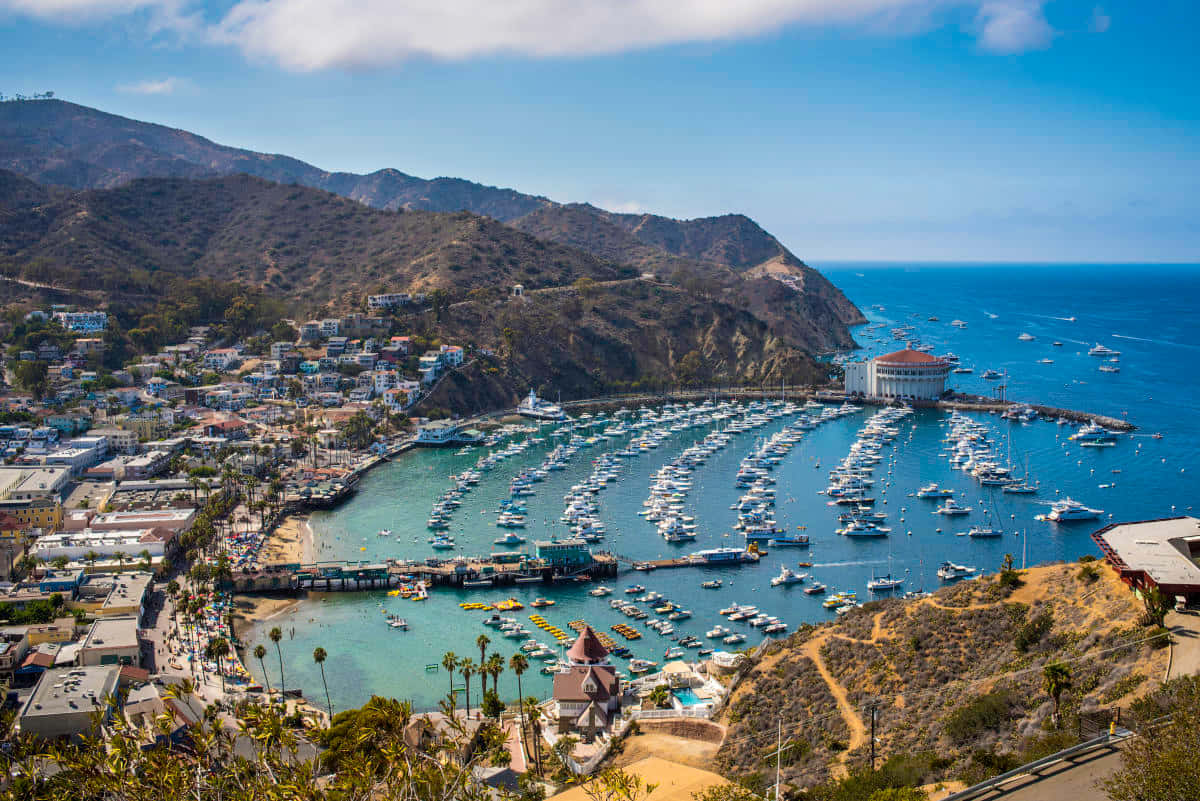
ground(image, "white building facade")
xmin=844 ymin=348 xmax=950 ymax=400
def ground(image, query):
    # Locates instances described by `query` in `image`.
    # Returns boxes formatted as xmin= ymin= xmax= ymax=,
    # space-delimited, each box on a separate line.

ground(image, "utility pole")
xmin=774 ymin=714 xmax=782 ymax=800
xmin=869 ymin=705 xmax=877 ymax=771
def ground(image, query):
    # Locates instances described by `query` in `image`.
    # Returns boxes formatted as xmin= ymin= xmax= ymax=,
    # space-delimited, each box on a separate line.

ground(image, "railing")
xmin=940 ymin=729 xmax=1133 ymax=801
xmin=626 ymin=707 xmax=712 ymax=720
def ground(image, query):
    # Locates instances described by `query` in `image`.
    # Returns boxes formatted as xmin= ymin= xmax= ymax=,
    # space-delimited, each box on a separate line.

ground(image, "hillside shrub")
xmin=1077 ymin=564 xmax=1101 ymax=583
xmin=1015 ymin=609 xmax=1054 ymax=653
xmin=944 ymin=690 xmax=1017 ymax=743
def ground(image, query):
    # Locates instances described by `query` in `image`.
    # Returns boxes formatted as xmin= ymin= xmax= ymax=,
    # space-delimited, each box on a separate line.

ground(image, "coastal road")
xmin=958 ymin=745 xmax=1124 ymax=800
xmin=1166 ymin=609 xmax=1200 ymax=679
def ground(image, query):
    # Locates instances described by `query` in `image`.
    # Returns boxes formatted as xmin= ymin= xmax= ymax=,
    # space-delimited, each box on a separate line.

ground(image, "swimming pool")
xmin=673 ymin=688 xmax=705 ymax=707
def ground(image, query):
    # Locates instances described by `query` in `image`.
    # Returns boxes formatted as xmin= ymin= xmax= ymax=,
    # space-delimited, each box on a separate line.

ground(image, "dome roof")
xmin=566 ymin=625 xmax=609 ymax=663
xmin=876 ymin=349 xmax=945 ymax=366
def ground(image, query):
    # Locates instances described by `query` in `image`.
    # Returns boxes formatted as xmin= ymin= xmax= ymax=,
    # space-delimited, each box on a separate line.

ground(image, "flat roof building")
xmin=78 ymin=616 xmax=141 ymax=668
xmin=88 ymin=508 xmax=195 ymax=532
xmin=1093 ymin=517 xmax=1200 ymax=600
xmin=18 ymin=665 xmax=120 ymax=740
xmin=0 ymin=466 xmax=72 ymax=500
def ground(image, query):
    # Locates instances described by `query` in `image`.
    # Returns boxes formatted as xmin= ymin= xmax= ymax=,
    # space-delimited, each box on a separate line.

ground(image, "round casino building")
xmin=843 ymin=348 xmax=951 ymax=401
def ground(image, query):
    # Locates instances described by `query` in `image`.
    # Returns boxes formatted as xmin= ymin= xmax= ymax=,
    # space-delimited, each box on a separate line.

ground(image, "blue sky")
xmin=0 ymin=1 xmax=1197 ymax=262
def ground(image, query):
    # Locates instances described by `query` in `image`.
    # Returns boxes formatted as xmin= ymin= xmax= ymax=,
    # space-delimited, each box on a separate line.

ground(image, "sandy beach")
xmin=261 ymin=513 xmax=314 ymax=564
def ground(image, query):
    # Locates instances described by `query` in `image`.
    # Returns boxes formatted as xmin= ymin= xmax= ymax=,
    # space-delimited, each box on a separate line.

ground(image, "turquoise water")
xmin=246 ymin=263 xmax=1200 ymax=712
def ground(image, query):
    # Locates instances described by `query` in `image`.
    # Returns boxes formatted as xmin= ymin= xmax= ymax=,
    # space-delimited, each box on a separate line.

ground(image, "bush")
xmin=944 ymin=690 xmax=1017 ymax=743
xmin=1015 ymin=609 xmax=1054 ymax=653
xmin=1078 ymin=554 xmax=1096 ymax=563
xmin=1077 ymin=564 xmax=1101 ymax=583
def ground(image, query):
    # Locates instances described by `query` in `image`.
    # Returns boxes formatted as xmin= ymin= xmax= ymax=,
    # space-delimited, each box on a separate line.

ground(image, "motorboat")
xmin=770 ymin=566 xmax=808 ymax=587
xmin=917 ymin=483 xmax=954 ymax=499
xmin=867 ymin=574 xmax=904 ymax=591
xmin=1046 ymin=498 xmax=1103 ymax=522
xmin=935 ymin=499 xmax=971 ymax=516
xmin=1088 ymin=343 xmax=1120 ymax=357
xmin=493 ymin=532 xmax=527 ymax=546
xmin=965 ymin=526 xmax=1002 ymax=538
xmin=936 ymin=561 xmax=977 ymax=581
xmin=629 ymin=659 xmax=658 ymax=674
xmin=982 ymin=369 xmax=1002 ymax=380
xmin=700 ymin=579 xmax=723 ymax=589
xmin=378 ymin=528 xmax=392 ymax=537
xmin=803 ymin=582 xmax=827 ymax=595
xmin=625 ymin=584 xmax=646 ymax=594
xmin=1018 ymin=333 xmax=1035 ymax=341
xmin=1070 ymin=422 xmax=1118 ymax=445
xmin=589 ymin=586 xmax=614 ymax=597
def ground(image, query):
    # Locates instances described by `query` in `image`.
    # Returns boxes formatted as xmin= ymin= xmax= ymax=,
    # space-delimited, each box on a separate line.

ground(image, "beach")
xmin=261 ymin=513 xmax=314 ymax=564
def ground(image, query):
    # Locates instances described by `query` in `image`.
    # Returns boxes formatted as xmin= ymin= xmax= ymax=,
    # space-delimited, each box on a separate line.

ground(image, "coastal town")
xmin=0 ymin=290 xmax=1197 ymax=801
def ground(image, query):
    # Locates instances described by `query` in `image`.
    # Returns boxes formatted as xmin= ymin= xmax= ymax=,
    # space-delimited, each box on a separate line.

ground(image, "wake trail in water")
xmin=813 ymin=559 xmax=888 ymax=568
xmin=1112 ymin=333 xmax=1200 ymax=350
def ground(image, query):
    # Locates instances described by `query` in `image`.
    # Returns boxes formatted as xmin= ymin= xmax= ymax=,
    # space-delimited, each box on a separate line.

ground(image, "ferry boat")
xmin=518 ymin=389 xmax=567 ymax=421
xmin=416 ymin=421 xmax=483 ymax=447
xmin=1046 ymin=498 xmax=1103 ymax=522
xmin=1088 ymin=343 xmax=1120 ymax=357
xmin=689 ymin=547 xmax=755 ymax=565
xmin=936 ymin=561 xmax=977 ymax=581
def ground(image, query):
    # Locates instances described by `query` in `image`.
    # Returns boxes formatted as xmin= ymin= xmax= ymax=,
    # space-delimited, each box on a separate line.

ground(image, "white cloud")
xmin=975 ymin=1 xmax=1054 ymax=53
xmin=117 ymin=76 xmax=182 ymax=94
xmin=2 ymin=0 xmax=1066 ymax=71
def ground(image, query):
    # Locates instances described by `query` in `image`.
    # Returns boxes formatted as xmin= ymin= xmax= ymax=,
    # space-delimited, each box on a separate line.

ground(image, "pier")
xmin=229 ymin=548 xmax=764 ymax=594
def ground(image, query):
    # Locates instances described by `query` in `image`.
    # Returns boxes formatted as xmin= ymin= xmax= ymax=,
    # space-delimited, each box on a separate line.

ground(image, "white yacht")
xmin=937 ymin=561 xmax=977 ymax=581
xmin=1018 ymin=333 xmax=1035 ymax=341
xmin=517 ymin=389 xmax=566 ymax=421
xmin=867 ymin=574 xmax=905 ymax=591
xmin=1088 ymin=343 xmax=1120 ymax=357
xmin=1046 ymin=498 xmax=1103 ymax=522
xmin=935 ymin=499 xmax=971 ymax=516
xmin=770 ymin=566 xmax=808 ymax=587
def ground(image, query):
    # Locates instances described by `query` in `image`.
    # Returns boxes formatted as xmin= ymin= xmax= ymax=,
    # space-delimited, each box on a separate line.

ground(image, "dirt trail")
xmin=802 ymin=634 xmax=866 ymax=778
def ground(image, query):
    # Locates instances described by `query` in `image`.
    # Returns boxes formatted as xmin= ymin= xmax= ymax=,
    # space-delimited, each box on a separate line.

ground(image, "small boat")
xmin=629 ymin=659 xmax=658 ymax=674
xmin=723 ymin=633 xmax=746 ymax=645
xmin=867 ymin=575 xmax=904 ymax=591
xmin=531 ymin=598 xmax=555 ymax=608
xmin=664 ymin=647 xmax=684 ymax=659
xmin=965 ymin=526 xmax=1002 ymax=538
xmin=589 ymin=586 xmax=614 ymax=597
xmin=936 ymin=561 xmax=977 ymax=581
xmin=493 ymin=532 xmax=527 ymax=546
xmin=935 ymin=500 xmax=971 ymax=516
xmin=804 ymin=582 xmax=827 ymax=595
xmin=378 ymin=528 xmax=393 ymax=537
xmin=700 ymin=580 xmax=723 ymax=589
xmin=625 ymin=585 xmax=646 ymax=594
xmin=1018 ymin=333 xmax=1035 ymax=342
xmin=388 ymin=618 xmax=409 ymax=629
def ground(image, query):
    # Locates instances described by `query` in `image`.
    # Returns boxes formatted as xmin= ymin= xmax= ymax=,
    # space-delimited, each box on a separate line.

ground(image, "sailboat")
xmin=867 ymin=555 xmax=905 ymax=591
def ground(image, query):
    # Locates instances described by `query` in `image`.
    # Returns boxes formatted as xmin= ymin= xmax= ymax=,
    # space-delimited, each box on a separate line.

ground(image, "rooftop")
xmin=81 ymin=616 xmax=139 ymax=651
xmin=21 ymin=666 xmax=120 ymax=720
xmin=1094 ymin=516 xmax=1200 ymax=589
xmin=875 ymin=348 xmax=946 ymax=365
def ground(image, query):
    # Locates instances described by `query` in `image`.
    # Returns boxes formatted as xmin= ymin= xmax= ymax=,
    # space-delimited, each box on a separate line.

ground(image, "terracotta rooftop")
xmin=876 ymin=348 xmax=945 ymax=365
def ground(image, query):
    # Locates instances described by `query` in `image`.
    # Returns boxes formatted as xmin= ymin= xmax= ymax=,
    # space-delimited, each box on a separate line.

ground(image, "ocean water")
xmin=245 ymin=263 xmax=1200 ymax=711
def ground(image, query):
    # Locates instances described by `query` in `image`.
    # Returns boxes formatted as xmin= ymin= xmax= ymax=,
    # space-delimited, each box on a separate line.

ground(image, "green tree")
xmin=1104 ymin=676 xmax=1200 ymax=800
xmin=442 ymin=651 xmax=459 ymax=704
xmin=1043 ymin=662 xmax=1072 ymax=727
xmin=253 ymin=644 xmax=272 ymax=695
xmin=476 ymin=633 xmax=490 ymax=667
xmin=12 ymin=359 xmax=49 ymax=400
xmin=510 ymin=652 xmax=530 ymax=759
xmin=649 ymin=685 xmax=671 ymax=708
xmin=314 ymin=646 xmax=333 ymax=722
xmin=1142 ymin=585 xmax=1173 ymax=626
xmin=460 ymin=658 xmax=476 ymax=719
xmin=269 ymin=626 xmax=286 ymax=693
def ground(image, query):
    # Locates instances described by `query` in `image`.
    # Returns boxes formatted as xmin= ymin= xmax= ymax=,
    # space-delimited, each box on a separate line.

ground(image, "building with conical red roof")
xmin=551 ymin=625 xmax=622 ymax=741
xmin=844 ymin=347 xmax=950 ymax=400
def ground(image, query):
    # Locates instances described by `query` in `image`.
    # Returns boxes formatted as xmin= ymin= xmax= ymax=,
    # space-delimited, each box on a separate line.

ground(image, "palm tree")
xmin=459 ymin=658 xmax=476 ymax=719
xmin=253 ymin=644 xmax=272 ymax=694
xmin=313 ymin=647 xmax=332 ymax=722
xmin=83 ymin=550 xmax=99 ymax=570
xmin=525 ymin=696 xmax=544 ymax=777
xmin=441 ymin=651 xmax=458 ymax=705
xmin=510 ymin=653 xmax=529 ymax=759
xmin=269 ymin=626 xmax=285 ymax=693
xmin=137 ymin=548 xmax=153 ymax=572
xmin=476 ymin=633 xmax=490 ymax=667
xmin=649 ymin=686 xmax=671 ymax=708
xmin=1043 ymin=662 xmax=1072 ymax=727
xmin=113 ymin=551 xmax=128 ymax=571
xmin=487 ymin=652 xmax=504 ymax=697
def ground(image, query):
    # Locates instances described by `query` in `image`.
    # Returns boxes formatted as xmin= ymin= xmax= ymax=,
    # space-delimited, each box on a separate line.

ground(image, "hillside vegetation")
xmin=716 ymin=561 xmax=1168 ymax=793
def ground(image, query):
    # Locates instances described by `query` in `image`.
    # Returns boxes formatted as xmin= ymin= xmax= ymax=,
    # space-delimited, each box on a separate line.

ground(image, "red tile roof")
xmin=877 ymin=349 xmax=944 ymax=366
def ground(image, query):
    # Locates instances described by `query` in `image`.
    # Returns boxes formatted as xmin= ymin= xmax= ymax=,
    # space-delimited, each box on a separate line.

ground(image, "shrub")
xmin=1077 ymin=564 xmax=1101 ymax=583
xmin=1015 ymin=609 xmax=1054 ymax=653
xmin=944 ymin=690 xmax=1017 ymax=743
xmin=1078 ymin=554 xmax=1097 ymax=563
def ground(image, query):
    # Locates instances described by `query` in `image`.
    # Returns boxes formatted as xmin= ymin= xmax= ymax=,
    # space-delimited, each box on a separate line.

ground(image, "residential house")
xmin=202 ymin=349 xmax=240 ymax=372
xmin=52 ymin=311 xmax=108 ymax=333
